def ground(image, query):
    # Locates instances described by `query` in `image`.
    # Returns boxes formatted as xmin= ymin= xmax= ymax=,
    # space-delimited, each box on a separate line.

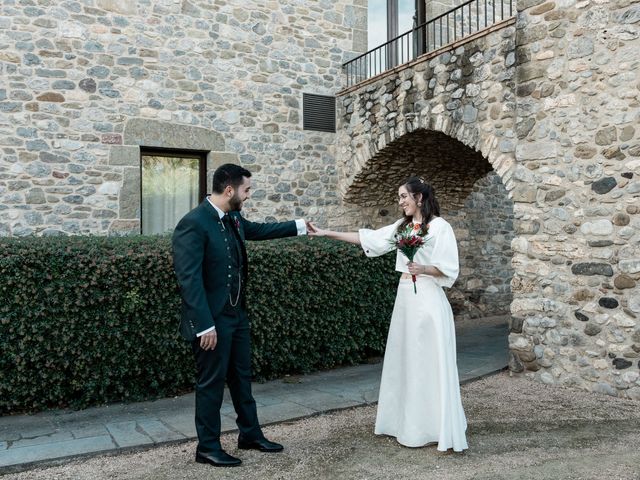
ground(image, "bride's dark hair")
xmin=397 ymin=176 xmax=440 ymax=234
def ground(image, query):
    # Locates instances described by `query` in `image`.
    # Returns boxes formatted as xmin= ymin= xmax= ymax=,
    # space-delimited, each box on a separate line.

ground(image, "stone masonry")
xmin=510 ymin=0 xmax=640 ymax=398
xmin=0 ymin=0 xmax=367 ymax=236
xmin=337 ymin=0 xmax=640 ymax=398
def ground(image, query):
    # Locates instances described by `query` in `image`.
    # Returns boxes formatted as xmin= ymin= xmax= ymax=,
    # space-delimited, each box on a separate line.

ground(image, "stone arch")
xmin=337 ymin=77 xmax=519 ymax=206
xmin=336 ymin=24 xmax=522 ymax=208
xmin=341 ymin=125 xmax=512 ymax=207
xmin=341 ymin=127 xmax=516 ymax=323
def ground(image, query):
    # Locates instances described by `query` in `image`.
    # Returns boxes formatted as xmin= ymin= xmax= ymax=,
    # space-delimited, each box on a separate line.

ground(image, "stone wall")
xmin=0 ymin=0 xmax=367 ymax=236
xmin=448 ymin=171 xmax=514 ymax=319
xmin=338 ymin=0 xmax=640 ymax=397
xmin=426 ymin=0 xmax=458 ymax=19
xmin=509 ymin=0 xmax=640 ymax=398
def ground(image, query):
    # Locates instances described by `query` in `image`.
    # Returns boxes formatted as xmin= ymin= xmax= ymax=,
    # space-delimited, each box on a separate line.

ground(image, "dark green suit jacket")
xmin=172 ymin=199 xmax=298 ymax=341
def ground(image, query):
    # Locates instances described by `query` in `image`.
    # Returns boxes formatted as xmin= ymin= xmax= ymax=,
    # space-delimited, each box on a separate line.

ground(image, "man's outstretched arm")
xmin=241 ymin=217 xmax=306 ymax=241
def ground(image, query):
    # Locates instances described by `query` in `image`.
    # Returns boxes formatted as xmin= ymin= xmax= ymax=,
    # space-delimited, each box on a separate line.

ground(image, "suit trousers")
xmin=191 ymin=301 xmax=263 ymax=453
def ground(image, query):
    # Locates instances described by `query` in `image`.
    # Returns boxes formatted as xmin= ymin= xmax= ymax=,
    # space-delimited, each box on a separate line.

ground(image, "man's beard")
xmin=229 ymin=192 xmax=243 ymax=211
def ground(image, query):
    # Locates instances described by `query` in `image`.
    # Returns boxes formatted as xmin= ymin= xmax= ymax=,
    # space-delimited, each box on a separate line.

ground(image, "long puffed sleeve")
xmin=359 ymin=220 xmax=402 ymax=258
xmin=428 ymin=220 xmax=459 ymax=288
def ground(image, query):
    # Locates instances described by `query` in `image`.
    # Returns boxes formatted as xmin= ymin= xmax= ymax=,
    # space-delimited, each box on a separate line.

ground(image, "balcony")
xmin=343 ymin=0 xmax=515 ymax=89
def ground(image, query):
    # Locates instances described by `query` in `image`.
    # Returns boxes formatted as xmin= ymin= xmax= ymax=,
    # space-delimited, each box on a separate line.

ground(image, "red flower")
xmin=391 ymin=223 xmax=430 ymax=294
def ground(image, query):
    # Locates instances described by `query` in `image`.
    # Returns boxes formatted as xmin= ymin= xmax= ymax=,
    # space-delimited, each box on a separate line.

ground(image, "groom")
xmin=172 ymin=163 xmax=307 ymax=467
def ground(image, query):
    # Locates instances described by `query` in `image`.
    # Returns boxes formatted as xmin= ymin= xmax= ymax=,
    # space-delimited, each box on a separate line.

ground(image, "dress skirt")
xmin=374 ymin=276 xmax=468 ymax=452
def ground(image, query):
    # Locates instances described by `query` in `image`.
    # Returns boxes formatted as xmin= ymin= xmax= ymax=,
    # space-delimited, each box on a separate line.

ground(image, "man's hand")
xmin=200 ymin=330 xmax=218 ymax=351
xmin=306 ymin=221 xmax=325 ymax=237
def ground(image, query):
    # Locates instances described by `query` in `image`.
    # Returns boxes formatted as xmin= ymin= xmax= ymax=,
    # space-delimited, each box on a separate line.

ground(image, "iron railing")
xmin=343 ymin=0 xmax=514 ymax=88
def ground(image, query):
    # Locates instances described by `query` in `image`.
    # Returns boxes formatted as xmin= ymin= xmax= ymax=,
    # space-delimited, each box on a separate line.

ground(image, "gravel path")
xmin=4 ymin=372 xmax=640 ymax=480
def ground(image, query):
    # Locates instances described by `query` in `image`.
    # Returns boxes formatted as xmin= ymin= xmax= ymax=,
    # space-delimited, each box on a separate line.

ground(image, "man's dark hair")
xmin=211 ymin=164 xmax=252 ymax=194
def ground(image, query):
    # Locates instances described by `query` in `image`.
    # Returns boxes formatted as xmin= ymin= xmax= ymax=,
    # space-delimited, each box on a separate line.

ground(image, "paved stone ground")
xmin=0 ymin=322 xmax=508 ymax=473
xmin=3 ymin=372 xmax=640 ymax=480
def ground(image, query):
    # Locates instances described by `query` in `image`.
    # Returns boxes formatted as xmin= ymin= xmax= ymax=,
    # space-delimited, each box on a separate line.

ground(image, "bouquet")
xmin=393 ymin=222 xmax=429 ymax=294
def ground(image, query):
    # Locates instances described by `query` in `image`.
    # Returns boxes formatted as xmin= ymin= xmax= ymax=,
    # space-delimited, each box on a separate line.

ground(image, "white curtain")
xmin=142 ymin=155 xmax=200 ymax=235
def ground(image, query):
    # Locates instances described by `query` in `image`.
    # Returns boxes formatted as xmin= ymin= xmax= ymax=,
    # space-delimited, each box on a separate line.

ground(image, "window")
xmin=140 ymin=148 xmax=207 ymax=235
xmin=368 ymin=0 xmax=419 ymax=50
xmin=398 ymin=0 xmax=416 ymax=34
xmin=368 ymin=0 xmax=388 ymax=51
xmin=368 ymin=1 xmax=421 ymax=71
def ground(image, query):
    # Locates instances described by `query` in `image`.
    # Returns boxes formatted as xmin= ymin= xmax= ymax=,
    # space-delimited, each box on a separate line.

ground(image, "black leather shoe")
xmin=195 ymin=449 xmax=242 ymax=467
xmin=238 ymin=437 xmax=284 ymax=452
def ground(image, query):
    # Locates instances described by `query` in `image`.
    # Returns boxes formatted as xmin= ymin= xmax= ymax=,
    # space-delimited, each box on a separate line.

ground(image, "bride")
xmin=307 ymin=176 xmax=468 ymax=452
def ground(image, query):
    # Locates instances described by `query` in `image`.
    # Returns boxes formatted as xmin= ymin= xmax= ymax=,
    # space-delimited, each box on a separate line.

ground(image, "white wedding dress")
xmin=359 ymin=217 xmax=468 ymax=451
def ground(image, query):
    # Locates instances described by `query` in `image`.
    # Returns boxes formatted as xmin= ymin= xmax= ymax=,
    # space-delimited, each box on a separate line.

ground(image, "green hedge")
xmin=0 ymin=236 xmax=397 ymax=414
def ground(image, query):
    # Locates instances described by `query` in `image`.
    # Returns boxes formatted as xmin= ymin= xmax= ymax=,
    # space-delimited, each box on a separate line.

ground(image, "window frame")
xmin=139 ymin=147 xmax=208 ymax=234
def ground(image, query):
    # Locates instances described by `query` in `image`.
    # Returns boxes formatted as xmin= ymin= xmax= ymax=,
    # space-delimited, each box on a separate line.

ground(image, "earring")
xmin=417 ymin=202 xmax=422 ymax=207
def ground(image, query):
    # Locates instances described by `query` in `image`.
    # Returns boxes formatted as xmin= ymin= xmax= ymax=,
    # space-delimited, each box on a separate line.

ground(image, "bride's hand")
xmin=407 ymin=262 xmax=425 ymax=275
xmin=306 ymin=221 xmax=327 ymax=237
